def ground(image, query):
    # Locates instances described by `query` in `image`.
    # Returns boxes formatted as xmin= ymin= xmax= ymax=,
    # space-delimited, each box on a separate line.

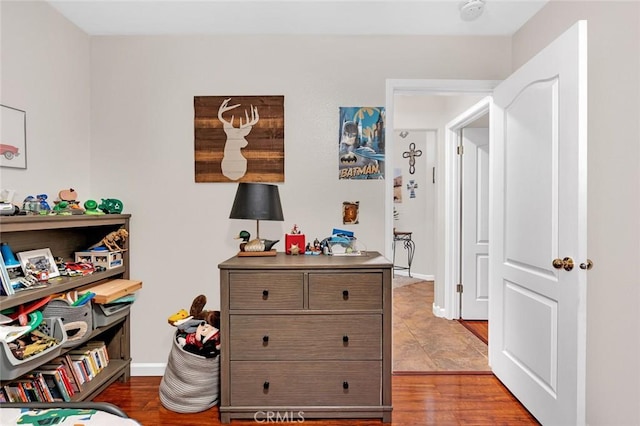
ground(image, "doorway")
xmin=387 ymin=83 xmax=497 ymax=372
xmin=446 ymin=99 xmax=491 ymax=320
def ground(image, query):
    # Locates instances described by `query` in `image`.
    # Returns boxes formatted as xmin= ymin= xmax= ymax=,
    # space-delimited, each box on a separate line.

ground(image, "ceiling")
xmin=46 ymin=0 xmax=549 ymax=36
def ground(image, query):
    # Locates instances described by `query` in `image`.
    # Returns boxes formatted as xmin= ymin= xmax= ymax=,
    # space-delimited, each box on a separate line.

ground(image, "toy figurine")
xmin=52 ymin=201 xmax=72 ymax=215
xmin=98 ymin=198 xmax=124 ymax=214
xmin=84 ymin=199 xmax=104 ymax=215
xmin=56 ymin=188 xmax=84 ymax=214
xmin=36 ymin=194 xmax=51 ymax=213
xmin=87 ymin=228 xmax=129 ymax=252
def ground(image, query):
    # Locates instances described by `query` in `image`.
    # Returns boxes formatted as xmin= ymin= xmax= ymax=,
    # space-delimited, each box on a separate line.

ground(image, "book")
xmin=33 ymin=368 xmax=70 ymax=402
xmin=70 ymin=357 xmax=88 ymax=384
xmin=25 ymin=372 xmax=54 ymax=402
xmin=3 ymin=384 xmax=23 ymax=402
xmin=50 ymin=356 xmax=81 ymax=393
xmin=14 ymin=382 xmax=29 ymax=402
xmin=64 ymin=353 xmax=85 ymax=389
xmin=68 ymin=353 xmax=94 ymax=381
xmin=85 ymin=340 xmax=110 ymax=363
xmin=41 ymin=362 xmax=75 ymax=397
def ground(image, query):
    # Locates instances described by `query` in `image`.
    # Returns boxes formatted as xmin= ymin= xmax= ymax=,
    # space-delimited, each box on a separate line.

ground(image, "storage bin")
xmin=159 ymin=332 xmax=220 ymax=413
xmin=41 ymin=298 xmax=93 ymax=347
xmin=92 ymin=302 xmax=131 ymax=329
xmin=0 ymin=318 xmax=67 ymax=381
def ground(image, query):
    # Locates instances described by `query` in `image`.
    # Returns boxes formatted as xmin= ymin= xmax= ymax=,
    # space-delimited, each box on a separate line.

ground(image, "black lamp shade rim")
xmin=229 ymin=183 xmax=284 ymax=221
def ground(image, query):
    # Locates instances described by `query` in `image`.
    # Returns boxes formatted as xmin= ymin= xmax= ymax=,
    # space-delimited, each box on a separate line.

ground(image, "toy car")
xmin=0 ymin=144 xmax=20 ymax=160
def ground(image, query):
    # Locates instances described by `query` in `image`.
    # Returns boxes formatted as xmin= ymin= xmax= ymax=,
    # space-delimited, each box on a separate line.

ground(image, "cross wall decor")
xmin=402 ymin=142 xmax=422 ymax=174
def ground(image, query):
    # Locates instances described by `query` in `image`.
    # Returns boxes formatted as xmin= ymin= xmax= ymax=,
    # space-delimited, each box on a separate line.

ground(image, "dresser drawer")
xmin=230 ymin=360 xmax=381 ymax=407
xmin=308 ymin=273 xmax=382 ymax=310
xmin=229 ymin=272 xmax=303 ymax=309
xmin=229 ymin=314 xmax=381 ymax=360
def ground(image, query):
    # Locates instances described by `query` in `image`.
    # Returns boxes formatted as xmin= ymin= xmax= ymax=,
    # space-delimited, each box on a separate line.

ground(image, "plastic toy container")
xmin=92 ymin=302 xmax=131 ymax=329
xmin=0 ymin=317 xmax=68 ymax=381
xmin=42 ymin=298 xmax=93 ymax=348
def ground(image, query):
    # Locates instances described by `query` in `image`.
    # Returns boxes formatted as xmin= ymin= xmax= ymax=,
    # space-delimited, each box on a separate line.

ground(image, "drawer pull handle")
xmin=342 ymin=290 xmax=349 ymax=300
xmin=343 ymin=381 xmax=349 ymax=390
xmin=262 ymin=290 xmax=269 ymax=299
xmin=342 ymin=335 xmax=349 ymax=343
xmin=263 ymin=381 xmax=270 ymax=390
xmin=263 ymin=335 xmax=269 ymax=343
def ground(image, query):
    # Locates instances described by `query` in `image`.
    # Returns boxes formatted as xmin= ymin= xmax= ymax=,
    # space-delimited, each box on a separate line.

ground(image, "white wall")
xmin=89 ymin=34 xmax=511 ymax=368
xmin=513 ymin=2 xmax=640 ymax=425
xmin=0 ymin=1 xmax=91 ymax=202
xmin=1 ymin=1 xmax=512 ymax=370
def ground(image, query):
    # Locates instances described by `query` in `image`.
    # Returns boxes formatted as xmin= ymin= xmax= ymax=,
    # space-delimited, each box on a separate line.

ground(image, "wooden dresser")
xmin=218 ymin=252 xmax=392 ymax=423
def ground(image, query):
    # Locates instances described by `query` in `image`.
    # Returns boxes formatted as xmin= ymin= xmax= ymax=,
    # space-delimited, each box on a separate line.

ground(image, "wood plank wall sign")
xmin=194 ymin=96 xmax=284 ymax=183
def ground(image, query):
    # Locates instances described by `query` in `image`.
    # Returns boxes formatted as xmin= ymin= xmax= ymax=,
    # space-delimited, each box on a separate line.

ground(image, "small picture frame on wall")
xmin=342 ymin=201 xmax=360 ymax=225
xmin=17 ymin=248 xmax=59 ymax=279
xmin=0 ymin=104 xmax=27 ymax=169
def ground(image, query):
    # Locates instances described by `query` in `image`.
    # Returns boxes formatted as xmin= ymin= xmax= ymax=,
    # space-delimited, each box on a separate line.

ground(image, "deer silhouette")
xmin=218 ymin=98 xmax=259 ymax=181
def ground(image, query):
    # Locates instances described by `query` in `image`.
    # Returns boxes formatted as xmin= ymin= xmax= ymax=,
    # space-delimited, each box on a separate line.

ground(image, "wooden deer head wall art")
xmin=194 ymin=96 xmax=285 ymax=183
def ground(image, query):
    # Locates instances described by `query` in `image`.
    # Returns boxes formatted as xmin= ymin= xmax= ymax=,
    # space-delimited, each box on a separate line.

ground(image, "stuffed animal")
xmin=190 ymin=294 xmax=220 ymax=328
xmin=167 ymin=309 xmax=189 ymax=326
xmin=179 ymin=321 xmax=220 ymax=358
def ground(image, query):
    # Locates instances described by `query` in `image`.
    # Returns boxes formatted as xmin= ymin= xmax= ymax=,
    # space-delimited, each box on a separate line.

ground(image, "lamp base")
xmin=237 ymin=249 xmax=277 ymax=257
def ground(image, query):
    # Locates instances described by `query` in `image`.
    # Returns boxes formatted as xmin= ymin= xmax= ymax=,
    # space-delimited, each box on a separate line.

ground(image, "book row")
xmin=0 ymin=340 xmax=109 ymax=403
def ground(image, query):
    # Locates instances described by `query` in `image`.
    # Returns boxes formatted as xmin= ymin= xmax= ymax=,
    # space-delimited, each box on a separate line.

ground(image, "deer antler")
xmin=218 ymin=98 xmax=241 ymax=127
xmin=239 ymin=105 xmax=259 ymax=128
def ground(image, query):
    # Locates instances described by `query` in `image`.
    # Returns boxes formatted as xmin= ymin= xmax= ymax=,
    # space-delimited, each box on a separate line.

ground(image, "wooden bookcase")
xmin=0 ymin=214 xmax=133 ymax=401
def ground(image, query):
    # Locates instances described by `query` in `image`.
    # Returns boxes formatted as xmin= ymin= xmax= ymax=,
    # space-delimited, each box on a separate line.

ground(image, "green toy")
xmin=98 ymin=198 xmax=124 ymax=214
xmin=84 ymin=199 xmax=104 ymax=215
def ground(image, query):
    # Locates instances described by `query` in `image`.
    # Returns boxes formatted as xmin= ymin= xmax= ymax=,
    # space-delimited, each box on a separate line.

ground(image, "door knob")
xmin=579 ymin=259 xmax=593 ymax=270
xmin=552 ymin=257 xmax=574 ymax=271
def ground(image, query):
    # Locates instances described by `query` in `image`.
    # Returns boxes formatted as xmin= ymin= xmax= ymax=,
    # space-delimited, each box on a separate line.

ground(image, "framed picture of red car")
xmin=0 ymin=104 xmax=27 ymax=169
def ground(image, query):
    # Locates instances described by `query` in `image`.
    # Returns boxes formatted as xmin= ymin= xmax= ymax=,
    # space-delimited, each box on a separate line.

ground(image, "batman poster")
xmin=338 ymin=107 xmax=385 ymax=180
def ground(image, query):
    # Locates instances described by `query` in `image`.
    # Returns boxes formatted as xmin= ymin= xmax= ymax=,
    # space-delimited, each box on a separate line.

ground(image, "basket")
xmin=159 ymin=333 xmax=220 ymax=413
xmin=92 ymin=302 xmax=131 ymax=329
xmin=0 ymin=318 xmax=67 ymax=381
xmin=42 ymin=298 xmax=92 ymax=347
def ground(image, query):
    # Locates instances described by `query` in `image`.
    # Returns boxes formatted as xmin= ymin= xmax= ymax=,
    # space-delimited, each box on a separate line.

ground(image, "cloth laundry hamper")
xmin=159 ymin=333 xmax=220 ymax=413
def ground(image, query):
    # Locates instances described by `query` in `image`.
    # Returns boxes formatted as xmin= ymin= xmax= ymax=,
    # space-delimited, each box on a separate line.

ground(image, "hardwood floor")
xmin=458 ymin=320 xmax=489 ymax=345
xmin=94 ymin=375 xmax=539 ymax=425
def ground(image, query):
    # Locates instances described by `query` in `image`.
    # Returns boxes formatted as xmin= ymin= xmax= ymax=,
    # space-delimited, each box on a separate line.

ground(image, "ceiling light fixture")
xmin=460 ymin=0 xmax=486 ymax=21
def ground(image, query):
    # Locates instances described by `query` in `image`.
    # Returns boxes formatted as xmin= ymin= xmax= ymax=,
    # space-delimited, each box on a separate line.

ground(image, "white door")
xmin=461 ymin=127 xmax=490 ymax=320
xmin=489 ymin=21 xmax=587 ymax=426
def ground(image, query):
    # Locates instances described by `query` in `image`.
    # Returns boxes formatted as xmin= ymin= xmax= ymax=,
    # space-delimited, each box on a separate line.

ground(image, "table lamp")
xmin=229 ymin=183 xmax=284 ymax=256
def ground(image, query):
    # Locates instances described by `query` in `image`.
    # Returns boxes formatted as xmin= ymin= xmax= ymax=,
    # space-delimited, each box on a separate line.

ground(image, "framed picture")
xmin=17 ymin=248 xmax=60 ymax=279
xmin=0 ymin=254 xmax=13 ymax=295
xmin=0 ymin=104 xmax=27 ymax=169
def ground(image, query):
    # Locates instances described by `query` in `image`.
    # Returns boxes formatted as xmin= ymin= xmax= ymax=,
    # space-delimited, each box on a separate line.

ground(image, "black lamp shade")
xmin=229 ymin=183 xmax=284 ymax=221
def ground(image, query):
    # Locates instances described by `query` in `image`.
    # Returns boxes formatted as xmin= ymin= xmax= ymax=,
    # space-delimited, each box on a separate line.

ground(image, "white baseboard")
xmin=432 ymin=302 xmax=446 ymax=318
xmin=394 ymin=271 xmax=434 ymax=281
xmin=131 ymin=363 xmax=165 ymax=376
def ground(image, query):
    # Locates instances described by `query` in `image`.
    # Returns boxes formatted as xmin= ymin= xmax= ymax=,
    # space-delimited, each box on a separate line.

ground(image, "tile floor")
xmin=392 ymin=278 xmax=490 ymax=372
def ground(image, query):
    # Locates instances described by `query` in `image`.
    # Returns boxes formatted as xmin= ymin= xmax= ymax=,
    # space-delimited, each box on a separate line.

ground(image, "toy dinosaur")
xmin=88 ymin=228 xmax=129 ymax=251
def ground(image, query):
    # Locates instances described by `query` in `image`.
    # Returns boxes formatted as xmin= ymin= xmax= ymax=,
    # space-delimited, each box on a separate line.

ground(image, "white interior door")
xmin=489 ymin=21 xmax=587 ymax=425
xmin=461 ymin=127 xmax=489 ymax=320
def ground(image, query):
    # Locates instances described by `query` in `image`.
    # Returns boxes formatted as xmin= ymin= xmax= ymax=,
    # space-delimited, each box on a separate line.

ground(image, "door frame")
xmin=445 ymin=97 xmax=491 ymax=320
xmin=384 ymin=79 xmax=499 ymax=320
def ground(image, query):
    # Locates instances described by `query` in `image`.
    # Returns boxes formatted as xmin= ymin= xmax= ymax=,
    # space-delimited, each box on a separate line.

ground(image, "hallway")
xmin=393 ymin=278 xmax=490 ymax=372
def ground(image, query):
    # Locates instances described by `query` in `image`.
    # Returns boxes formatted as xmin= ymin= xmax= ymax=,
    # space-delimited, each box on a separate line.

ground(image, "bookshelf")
xmin=0 ymin=215 xmax=133 ymax=402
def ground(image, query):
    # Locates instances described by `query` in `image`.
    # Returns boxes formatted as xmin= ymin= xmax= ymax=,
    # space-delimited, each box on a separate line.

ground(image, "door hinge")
xmin=457 ymin=283 xmax=463 ymax=293
xmin=457 ymin=146 xmax=464 ymax=155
